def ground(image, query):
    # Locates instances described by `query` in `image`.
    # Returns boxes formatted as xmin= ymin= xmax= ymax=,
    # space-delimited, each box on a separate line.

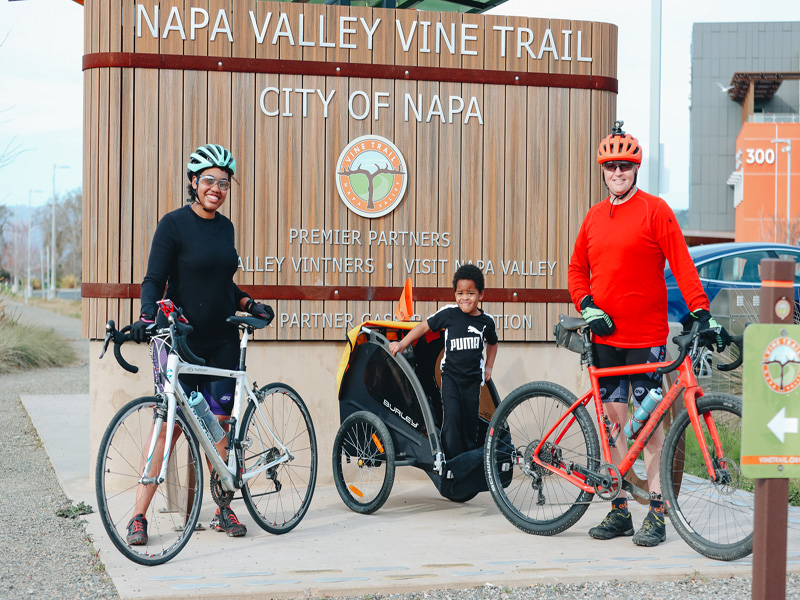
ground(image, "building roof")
xmin=727 ymin=72 xmax=800 ymax=102
xmin=272 ymin=0 xmax=510 ymax=13
xmin=63 ymin=0 xmax=511 ymax=13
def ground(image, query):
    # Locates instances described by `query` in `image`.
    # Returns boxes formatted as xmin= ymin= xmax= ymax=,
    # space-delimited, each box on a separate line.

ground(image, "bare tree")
xmin=756 ymin=205 xmax=800 ymax=246
xmin=0 ymin=204 xmax=12 ymax=283
xmin=337 ymin=163 xmax=405 ymax=210
xmin=34 ymin=189 xmax=82 ymax=285
xmin=0 ymin=31 xmax=30 ymax=171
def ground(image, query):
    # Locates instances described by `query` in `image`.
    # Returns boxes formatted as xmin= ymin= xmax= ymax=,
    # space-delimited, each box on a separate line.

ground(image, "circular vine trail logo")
xmin=761 ymin=336 xmax=800 ymax=393
xmin=335 ymin=135 xmax=408 ymax=218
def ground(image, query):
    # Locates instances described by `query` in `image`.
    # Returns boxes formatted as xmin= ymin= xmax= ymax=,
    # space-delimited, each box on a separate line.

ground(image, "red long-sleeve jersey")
xmin=568 ymin=189 xmax=708 ymax=348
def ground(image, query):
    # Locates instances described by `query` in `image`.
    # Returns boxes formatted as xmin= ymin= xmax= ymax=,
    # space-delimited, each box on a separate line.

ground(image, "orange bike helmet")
xmin=596 ymin=121 xmax=642 ymax=165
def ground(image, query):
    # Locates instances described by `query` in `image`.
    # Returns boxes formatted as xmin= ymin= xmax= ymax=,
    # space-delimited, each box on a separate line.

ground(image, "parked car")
xmin=665 ymin=242 xmax=800 ymax=324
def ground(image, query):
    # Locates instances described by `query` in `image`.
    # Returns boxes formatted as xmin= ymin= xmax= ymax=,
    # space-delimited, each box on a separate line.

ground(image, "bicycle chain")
xmin=513 ymin=402 xmax=678 ymax=507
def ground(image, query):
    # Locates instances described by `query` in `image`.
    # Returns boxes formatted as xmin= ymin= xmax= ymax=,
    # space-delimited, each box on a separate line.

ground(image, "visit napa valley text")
xmin=238 ymin=229 xmax=556 ymax=276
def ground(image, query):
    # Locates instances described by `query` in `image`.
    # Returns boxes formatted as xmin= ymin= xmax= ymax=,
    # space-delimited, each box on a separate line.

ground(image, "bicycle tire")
xmin=661 ymin=393 xmax=753 ymax=561
xmin=332 ymin=411 xmax=396 ymax=514
xmin=240 ymin=383 xmax=317 ymax=534
xmin=484 ymin=381 xmax=600 ymax=535
xmin=95 ymin=396 xmax=203 ymax=566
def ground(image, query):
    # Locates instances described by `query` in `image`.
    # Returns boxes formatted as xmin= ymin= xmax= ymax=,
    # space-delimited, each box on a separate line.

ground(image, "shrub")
xmin=0 ymin=299 xmax=77 ymax=373
xmin=60 ymin=273 xmax=79 ymax=289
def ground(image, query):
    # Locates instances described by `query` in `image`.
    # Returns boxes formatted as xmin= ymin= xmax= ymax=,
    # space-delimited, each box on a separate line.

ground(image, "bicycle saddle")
xmin=227 ymin=315 xmax=270 ymax=329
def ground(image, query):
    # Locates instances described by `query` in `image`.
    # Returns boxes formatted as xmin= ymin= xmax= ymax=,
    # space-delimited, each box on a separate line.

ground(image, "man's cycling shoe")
xmin=588 ymin=509 xmax=634 ymax=540
xmin=211 ymin=506 xmax=247 ymax=537
xmin=126 ymin=513 xmax=148 ymax=545
xmin=632 ymin=510 xmax=666 ymax=547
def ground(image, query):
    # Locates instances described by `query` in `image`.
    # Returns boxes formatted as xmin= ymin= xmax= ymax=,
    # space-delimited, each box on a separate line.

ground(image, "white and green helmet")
xmin=186 ymin=143 xmax=236 ymax=180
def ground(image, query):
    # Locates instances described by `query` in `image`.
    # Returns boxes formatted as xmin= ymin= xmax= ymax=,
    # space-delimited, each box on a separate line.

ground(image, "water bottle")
xmin=188 ymin=391 xmax=225 ymax=443
xmin=623 ymin=387 xmax=663 ymax=440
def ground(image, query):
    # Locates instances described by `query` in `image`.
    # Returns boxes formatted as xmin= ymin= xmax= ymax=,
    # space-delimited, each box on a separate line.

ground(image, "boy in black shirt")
xmin=389 ymin=265 xmax=498 ymax=457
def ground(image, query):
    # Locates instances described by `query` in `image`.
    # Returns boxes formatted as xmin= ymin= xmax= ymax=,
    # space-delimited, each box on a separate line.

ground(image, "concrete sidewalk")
xmin=22 ymin=393 xmax=800 ymax=600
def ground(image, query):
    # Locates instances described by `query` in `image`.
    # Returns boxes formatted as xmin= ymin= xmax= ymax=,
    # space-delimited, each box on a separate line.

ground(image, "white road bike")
xmin=95 ymin=303 xmax=317 ymax=565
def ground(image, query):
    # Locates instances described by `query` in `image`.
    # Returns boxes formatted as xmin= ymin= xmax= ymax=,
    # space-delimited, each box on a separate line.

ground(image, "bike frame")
xmin=139 ymin=322 xmax=293 ymax=493
xmin=531 ymin=352 xmax=725 ymax=495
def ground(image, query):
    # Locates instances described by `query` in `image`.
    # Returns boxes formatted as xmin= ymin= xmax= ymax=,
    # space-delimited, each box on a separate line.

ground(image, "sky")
xmin=0 ymin=0 xmax=798 ymax=214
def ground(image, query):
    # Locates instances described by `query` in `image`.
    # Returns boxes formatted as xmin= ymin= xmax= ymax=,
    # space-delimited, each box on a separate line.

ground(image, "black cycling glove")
xmin=245 ymin=299 xmax=274 ymax=325
xmin=580 ymin=296 xmax=615 ymax=337
xmin=130 ymin=314 xmax=155 ymax=343
xmin=690 ymin=308 xmax=730 ymax=352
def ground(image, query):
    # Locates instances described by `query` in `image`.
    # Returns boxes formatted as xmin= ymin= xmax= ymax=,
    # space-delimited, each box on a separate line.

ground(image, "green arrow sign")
xmin=741 ymin=324 xmax=800 ymax=478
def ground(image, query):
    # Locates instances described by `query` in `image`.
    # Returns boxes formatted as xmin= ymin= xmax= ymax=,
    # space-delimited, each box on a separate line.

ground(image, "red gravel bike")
xmin=484 ymin=317 xmax=751 ymax=561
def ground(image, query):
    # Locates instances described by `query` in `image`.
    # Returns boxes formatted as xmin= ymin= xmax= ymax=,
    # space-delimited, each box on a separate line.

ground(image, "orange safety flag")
xmin=394 ymin=278 xmax=413 ymax=321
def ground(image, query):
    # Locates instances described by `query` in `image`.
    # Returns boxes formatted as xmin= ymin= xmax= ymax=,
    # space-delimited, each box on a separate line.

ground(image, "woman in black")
xmin=128 ymin=143 xmax=272 ymax=542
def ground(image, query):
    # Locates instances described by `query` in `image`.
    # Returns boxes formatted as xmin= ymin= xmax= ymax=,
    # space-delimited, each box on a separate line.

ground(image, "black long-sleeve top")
xmin=140 ymin=205 xmax=247 ymax=348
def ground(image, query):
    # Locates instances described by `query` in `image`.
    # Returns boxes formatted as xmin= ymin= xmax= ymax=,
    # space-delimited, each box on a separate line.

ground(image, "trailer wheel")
xmin=332 ymin=411 xmax=396 ymax=514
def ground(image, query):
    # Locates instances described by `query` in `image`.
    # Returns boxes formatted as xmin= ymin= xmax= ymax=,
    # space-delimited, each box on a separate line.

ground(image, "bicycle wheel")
xmin=485 ymin=381 xmax=600 ymax=535
xmin=240 ymin=383 xmax=317 ymax=534
xmin=661 ymin=393 xmax=753 ymax=561
xmin=95 ymin=396 xmax=202 ymax=566
xmin=332 ymin=411 xmax=396 ymax=514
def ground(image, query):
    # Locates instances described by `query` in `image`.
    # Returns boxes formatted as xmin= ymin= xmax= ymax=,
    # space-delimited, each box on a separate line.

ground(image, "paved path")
xmin=23 ymin=390 xmax=800 ymax=600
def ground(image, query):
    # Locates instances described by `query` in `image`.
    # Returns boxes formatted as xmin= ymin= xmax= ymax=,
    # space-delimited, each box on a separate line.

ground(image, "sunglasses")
xmin=602 ymin=161 xmax=636 ymax=173
xmin=198 ymin=175 xmax=230 ymax=191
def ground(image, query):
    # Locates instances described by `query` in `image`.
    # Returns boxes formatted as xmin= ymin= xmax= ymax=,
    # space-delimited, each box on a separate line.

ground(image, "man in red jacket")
xmin=568 ymin=121 xmax=728 ymax=547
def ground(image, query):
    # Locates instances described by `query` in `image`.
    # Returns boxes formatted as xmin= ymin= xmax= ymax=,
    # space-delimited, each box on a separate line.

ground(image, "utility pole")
xmin=51 ymin=164 xmax=70 ymax=299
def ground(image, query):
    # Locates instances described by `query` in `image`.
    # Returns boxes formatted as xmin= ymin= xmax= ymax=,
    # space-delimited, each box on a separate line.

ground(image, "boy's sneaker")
xmin=211 ymin=506 xmax=247 ymax=537
xmin=588 ymin=508 xmax=634 ymax=540
xmin=126 ymin=513 xmax=148 ymax=545
xmin=632 ymin=510 xmax=666 ymax=547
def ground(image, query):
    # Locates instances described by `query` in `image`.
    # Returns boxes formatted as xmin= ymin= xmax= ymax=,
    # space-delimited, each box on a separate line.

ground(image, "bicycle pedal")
xmin=174 ymin=522 xmax=205 ymax=532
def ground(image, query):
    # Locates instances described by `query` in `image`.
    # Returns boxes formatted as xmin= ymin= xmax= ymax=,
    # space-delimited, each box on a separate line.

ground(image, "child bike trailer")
xmin=333 ymin=320 xmax=512 ymax=514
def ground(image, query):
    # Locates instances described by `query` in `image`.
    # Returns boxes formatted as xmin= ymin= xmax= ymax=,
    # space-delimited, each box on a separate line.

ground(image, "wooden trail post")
xmin=751 ymin=258 xmax=793 ymax=600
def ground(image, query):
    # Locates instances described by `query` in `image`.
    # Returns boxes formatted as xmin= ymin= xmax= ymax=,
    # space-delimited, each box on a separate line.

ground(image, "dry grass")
xmin=0 ymin=300 xmax=77 ymax=373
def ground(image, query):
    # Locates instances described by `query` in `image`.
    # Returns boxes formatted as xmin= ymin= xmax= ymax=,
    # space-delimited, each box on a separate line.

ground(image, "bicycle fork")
xmin=684 ymin=387 xmax=730 ymax=481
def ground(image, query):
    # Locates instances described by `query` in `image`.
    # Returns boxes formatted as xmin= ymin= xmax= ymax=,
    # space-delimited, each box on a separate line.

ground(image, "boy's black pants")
xmin=440 ymin=372 xmax=482 ymax=458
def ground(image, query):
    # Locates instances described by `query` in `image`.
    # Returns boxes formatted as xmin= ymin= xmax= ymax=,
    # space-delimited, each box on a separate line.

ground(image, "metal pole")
xmin=772 ymin=139 xmax=792 ymax=244
xmin=788 ymin=143 xmax=792 ymax=245
xmin=648 ymin=0 xmax=662 ymax=195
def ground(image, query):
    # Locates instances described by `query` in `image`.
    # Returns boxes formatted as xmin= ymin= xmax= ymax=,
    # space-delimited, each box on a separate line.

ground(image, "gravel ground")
xmin=0 ymin=300 xmax=118 ymax=600
xmin=1 ymin=298 xmax=798 ymax=600
xmin=332 ymin=576 xmax=800 ymax=600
